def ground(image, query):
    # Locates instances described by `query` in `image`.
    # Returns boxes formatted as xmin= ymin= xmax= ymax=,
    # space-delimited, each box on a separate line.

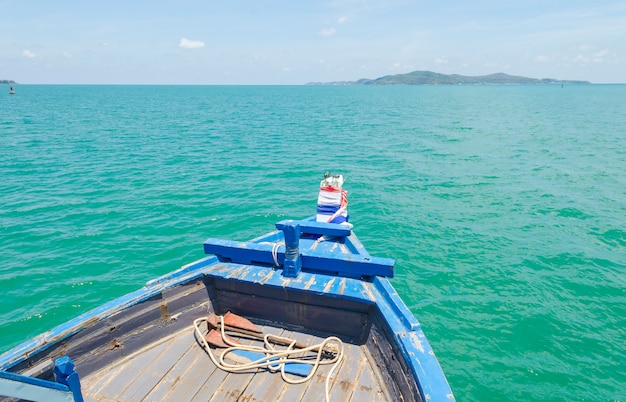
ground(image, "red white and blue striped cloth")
xmin=316 ymin=175 xmax=349 ymax=224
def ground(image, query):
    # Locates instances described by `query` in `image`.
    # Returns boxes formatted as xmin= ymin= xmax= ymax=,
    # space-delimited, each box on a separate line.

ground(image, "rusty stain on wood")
xmin=160 ymin=303 xmax=170 ymax=321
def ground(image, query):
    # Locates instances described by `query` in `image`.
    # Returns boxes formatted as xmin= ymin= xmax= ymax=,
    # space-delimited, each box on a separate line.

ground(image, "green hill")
xmin=307 ymin=71 xmax=590 ymax=85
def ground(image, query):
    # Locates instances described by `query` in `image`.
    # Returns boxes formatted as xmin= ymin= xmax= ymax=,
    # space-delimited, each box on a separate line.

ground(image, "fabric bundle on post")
xmin=316 ymin=174 xmax=349 ymax=224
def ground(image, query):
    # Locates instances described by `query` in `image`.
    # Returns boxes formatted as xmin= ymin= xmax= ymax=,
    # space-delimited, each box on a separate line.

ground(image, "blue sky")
xmin=1 ymin=0 xmax=624 ymax=84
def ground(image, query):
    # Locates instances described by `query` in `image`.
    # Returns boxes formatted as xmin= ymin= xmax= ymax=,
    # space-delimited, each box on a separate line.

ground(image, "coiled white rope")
xmin=193 ymin=315 xmax=344 ymax=402
xmin=260 ymin=241 xmax=284 ymax=266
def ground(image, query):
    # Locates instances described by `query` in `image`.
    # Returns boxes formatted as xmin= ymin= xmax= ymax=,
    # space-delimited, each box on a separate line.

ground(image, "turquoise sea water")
xmin=1 ymin=84 xmax=625 ymax=401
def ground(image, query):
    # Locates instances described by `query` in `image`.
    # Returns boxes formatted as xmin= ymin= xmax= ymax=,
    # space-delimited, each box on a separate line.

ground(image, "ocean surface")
xmin=1 ymin=84 xmax=625 ymax=401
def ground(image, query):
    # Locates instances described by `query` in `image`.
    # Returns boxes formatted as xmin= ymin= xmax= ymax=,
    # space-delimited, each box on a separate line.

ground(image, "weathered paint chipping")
xmin=304 ymin=275 xmax=316 ymax=290
xmin=323 ymin=278 xmax=336 ymax=293
xmin=339 ymin=278 xmax=347 ymax=295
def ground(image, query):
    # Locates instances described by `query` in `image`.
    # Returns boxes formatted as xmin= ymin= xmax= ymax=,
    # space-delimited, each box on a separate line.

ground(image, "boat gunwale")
xmin=0 ymin=219 xmax=454 ymax=401
xmin=0 ymin=256 xmax=218 ymax=372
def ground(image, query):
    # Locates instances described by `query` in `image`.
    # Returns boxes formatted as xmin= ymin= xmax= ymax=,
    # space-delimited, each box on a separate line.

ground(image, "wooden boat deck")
xmin=81 ymin=322 xmax=390 ymax=402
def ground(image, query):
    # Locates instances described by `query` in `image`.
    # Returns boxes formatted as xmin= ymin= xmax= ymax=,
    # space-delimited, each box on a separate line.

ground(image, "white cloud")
xmin=483 ymin=62 xmax=511 ymax=70
xmin=22 ymin=49 xmax=36 ymax=58
xmin=534 ymin=55 xmax=549 ymax=62
xmin=435 ymin=56 xmax=449 ymax=64
xmin=320 ymin=28 xmax=336 ymax=36
xmin=592 ymin=49 xmax=609 ymax=63
xmin=179 ymin=38 xmax=205 ymax=49
xmin=338 ymin=16 xmax=348 ymax=24
xmin=594 ymin=49 xmax=609 ymax=57
xmin=63 ymin=52 xmax=72 ymax=58
xmin=390 ymin=62 xmax=414 ymax=71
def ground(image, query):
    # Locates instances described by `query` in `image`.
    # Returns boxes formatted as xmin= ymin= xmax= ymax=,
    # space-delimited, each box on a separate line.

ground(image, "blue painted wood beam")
xmin=0 ymin=370 xmax=73 ymax=402
xmin=275 ymin=219 xmax=351 ymax=237
xmin=53 ymin=356 xmax=84 ymax=402
xmin=203 ymin=238 xmax=395 ymax=278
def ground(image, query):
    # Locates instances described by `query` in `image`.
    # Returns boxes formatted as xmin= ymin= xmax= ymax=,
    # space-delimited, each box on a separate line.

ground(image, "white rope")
xmin=260 ymin=241 xmax=284 ymax=266
xmin=194 ymin=315 xmax=344 ymax=402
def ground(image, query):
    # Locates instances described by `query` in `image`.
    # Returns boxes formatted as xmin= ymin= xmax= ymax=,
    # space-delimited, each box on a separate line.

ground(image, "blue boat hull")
xmin=0 ymin=218 xmax=454 ymax=401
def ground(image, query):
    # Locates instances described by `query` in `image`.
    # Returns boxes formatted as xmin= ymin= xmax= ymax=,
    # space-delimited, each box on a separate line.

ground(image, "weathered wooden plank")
xmin=164 ymin=344 xmax=219 ymax=401
xmin=117 ymin=330 xmax=194 ymax=401
xmin=81 ymin=362 xmax=127 ymax=399
xmin=209 ymin=265 xmax=377 ymax=309
xmin=189 ymin=363 xmax=230 ymax=402
xmin=325 ymin=341 xmax=366 ymax=402
xmin=290 ymin=333 xmax=339 ymax=402
xmin=236 ymin=327 xmax=311 ymax=402
xmin=364 ymin=320 xmax=408 ymax=401
xmin=351 ymin=353 xmax=388 ymax=402
xmin=84 ymin=321 xmax=392 ymax=402
xmin=274 ymin=332 xmax=328 ymax=402
xmin=190 ymin=324 xmax=276 ymax=402
xmin=86 ymin=336 xmax=172 ymax=400
xmin=141 ymin=332 xmax=205 ymax=401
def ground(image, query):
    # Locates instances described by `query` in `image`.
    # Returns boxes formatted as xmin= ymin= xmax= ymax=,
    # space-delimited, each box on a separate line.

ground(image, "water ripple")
xmin=1 ymin=85 xmax=625 ymax=401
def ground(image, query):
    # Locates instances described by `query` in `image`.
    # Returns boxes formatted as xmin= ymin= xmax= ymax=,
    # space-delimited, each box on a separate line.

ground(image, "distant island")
xmin=1 ymin=80 xmax=17 ymax=85
xmin=307 ymin=71 xmax=591 ymax=85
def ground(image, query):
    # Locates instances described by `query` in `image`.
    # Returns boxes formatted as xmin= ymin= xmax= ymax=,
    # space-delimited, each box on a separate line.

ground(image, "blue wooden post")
xmin=282 ymin=223 xmax=301 ymax=277
xmin=53 ymin=356 xmax=84 ymax=402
